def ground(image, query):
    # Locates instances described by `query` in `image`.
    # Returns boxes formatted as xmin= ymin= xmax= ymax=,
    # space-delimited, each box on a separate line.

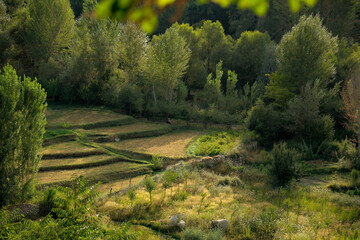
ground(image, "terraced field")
xmin=102 ymin=130 xmax=203 ymax=158
xmin=37 ymin=104 xmax=204 ymax=194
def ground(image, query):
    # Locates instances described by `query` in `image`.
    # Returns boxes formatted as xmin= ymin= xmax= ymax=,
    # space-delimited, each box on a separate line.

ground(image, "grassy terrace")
xmin=37 ymin=105 xmax=202 ymax=193
xmin=102 ymin=130 xmax=204 ymax=158
xmin=36 ymin=162 xmax=150 ymax=186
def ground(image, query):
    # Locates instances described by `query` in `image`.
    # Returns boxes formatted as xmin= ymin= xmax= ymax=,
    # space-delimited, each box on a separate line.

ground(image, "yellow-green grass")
xmin=78 ymin=122 xmax=166 ymax=136
xmin=102 ymin=130 xmax=203 ymax=158
xmin=36 ymin=162 xmax=149 ymax=185
xmin=40 ymin=155 xmax=111 ymax=168
xmin=43 ymin=141 xmax=97 ymax=155
xmin=46 ymin=107 xmax=129 ymax=128
xmin=98 ymin=175 xmax=146 ymax=194
xmin=100 ymin=169 xmax=360 ymax=240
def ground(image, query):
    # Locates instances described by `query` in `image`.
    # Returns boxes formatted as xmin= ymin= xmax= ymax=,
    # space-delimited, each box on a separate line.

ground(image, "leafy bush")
xmin=351 ymin=169 xmax=359 ymax=185
xmin=246 ymin=99 xmax=286 ymax=147
xmin=151 ymin=155 xmax=164 ymax=171
xmin=269 ymin=142 xmax=298 ymax=186
xmin=335 ymin=138 xmax=360 ymax=169
xmin=189 ymin=131 xmax=241 ymax=156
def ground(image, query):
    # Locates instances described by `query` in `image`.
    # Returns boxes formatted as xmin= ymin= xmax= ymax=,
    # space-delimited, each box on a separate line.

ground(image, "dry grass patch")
xmin=43 ymin=141 xmax=96 ymax=155
xmin=98 ymin=175 xmax=146 ymax=194
xmin=46 ymin=108 xmax=129 ymax=128
xmin=36 ymin=162 xmax=146 ymax=185
xmin=40 ymin=155 xmax=111 ymax=168
xmin=78 ymin=122 xmax=166 ymax=136
xmin=102 ymin=130 xmax=203 ymax=158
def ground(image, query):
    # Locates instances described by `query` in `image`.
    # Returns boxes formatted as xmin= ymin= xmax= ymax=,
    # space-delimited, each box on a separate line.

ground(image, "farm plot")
xmin=102 ymin=130 xmax=204 ymax=158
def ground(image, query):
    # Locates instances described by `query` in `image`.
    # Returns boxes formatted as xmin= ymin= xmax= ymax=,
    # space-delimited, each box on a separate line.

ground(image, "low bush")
xmin=269 ymin=142 xmax=298 ymax=186
xmin=151 ymin=155 xmax=164 ymax=171
xmin=189 ymin=131 xmax=241 ymax=156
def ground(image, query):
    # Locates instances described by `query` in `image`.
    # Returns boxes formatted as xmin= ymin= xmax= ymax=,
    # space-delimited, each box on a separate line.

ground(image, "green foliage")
xmin=150 ymin=155 xmax=164 ymax=171
xmin=269 ymin=142 xmax=298 ymax=186
xmin=286 ymin=80 xmax=335 ymax=150
xmin=335 ymin=137 xmax=359 ymax=169
xmin=0 ymin=65 xmax=47 ymax=206
xmin=143 ymin=176 xmax=156 ymax=201
xmin=350 ymin=169 xmax=359 ymax=185
xmin=25 ymin=0 xmax=75 ymax=65
xmin=60 ymin=17 xmax=121 ymax=103
xmin=119 ymin=21 xmax=148 ymax=85
xmin=189 ymin=131 xmax=241 ymax=156
xmin=0 ymin=176 xmax=141 ymax=239
xmin=232 ymin=31 xmax=275 ymax=86
xmin=40 ymin=188 xmax=58 ymax=216
xmin=145 ymin=27 xmax=191 ymax=106
xmin=266 ymin=15 xmax=338 ymax=106
xmin=246 ymin=99 xmax=285 ymax=147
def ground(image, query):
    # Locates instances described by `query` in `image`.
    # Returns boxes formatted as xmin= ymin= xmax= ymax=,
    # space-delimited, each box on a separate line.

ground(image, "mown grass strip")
xmin=76 ymin=138 xmax=150 ymax=164
xmin=36 ymin=165 xmax=152 ymax=189
xmin=42 ymin=150 xmax=105 ymax=160
xmin=93 ymin=126 xmax=173 ymax=143
xmin=69 ymin=118 xmax=135 ymax=130
xmin=39 ymin=156 xmax=149 ymax=172
xmin=43 ymin=134 xmax=77 ymax=147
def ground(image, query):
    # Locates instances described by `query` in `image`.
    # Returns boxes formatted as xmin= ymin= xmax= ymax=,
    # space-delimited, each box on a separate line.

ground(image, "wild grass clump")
xmin=182 ymin=228 xmax=224 ymax=240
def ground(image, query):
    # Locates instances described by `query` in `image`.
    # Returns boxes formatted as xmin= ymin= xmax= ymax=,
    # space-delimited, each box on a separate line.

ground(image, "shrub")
xmin=269 ymin=142 xmax=298 ymax=186
xmin=40 ymin=188 xmax=58 ymax=216
xmin=245 ymin=99 xmax=286 ymax=147
xmin=151 ymin=155 xmax=164 ymax=171
xmin=335 ymin=138 xmax=360 ymax=169
xmin=190 ymin=131 xmax=241 ymax=156
xmin=351 ymin=169 xmax=359 ymax=185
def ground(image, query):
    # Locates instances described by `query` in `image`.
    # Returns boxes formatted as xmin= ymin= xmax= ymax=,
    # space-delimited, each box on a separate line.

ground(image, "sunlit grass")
xmin=40 ymin=154 xmax=111 ymax=168
xmin=46 ymin=107 xmax=130 ymax=128
xmin=102 ymin=130 xmax=203 ymax=158
xmin=43 ymin=141 xmax=96 ymax=155
xmin=78 ymin=122 xmax=166 ymax=136
xmin=36 ymin=162 xmax=148 ymax=185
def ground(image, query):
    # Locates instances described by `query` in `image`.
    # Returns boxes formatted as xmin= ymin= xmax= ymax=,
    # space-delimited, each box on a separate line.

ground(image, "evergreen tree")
xmin=266 ymin=15 xmax=338 ymax=107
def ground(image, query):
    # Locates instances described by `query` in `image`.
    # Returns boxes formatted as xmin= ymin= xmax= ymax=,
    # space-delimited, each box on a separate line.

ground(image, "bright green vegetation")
xmin=188 ymin=131 xmax=242 ymax=156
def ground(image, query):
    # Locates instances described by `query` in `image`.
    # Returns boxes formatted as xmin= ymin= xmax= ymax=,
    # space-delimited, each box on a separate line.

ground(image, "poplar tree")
xmin=0 ymin=65 xmax=47 ymax=206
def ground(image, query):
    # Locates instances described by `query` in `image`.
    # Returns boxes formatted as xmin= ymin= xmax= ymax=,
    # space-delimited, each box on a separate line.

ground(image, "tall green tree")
xmin=0 ymin=65 xmax=47 ymax=206
xmin=232 ymin=30 xmax=275 ymax=86
xmin=25 ymin=0 xmax=75 ymax=66
xmin=266 ymin=15 xmax=338 ymax=107
xmin=145 ymin=27 xmax=190 ymax=105
xmin=197 ymin=20 xmax=232 ymax=75
xmin=119 ymin=21 xmax=148 ymax=85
